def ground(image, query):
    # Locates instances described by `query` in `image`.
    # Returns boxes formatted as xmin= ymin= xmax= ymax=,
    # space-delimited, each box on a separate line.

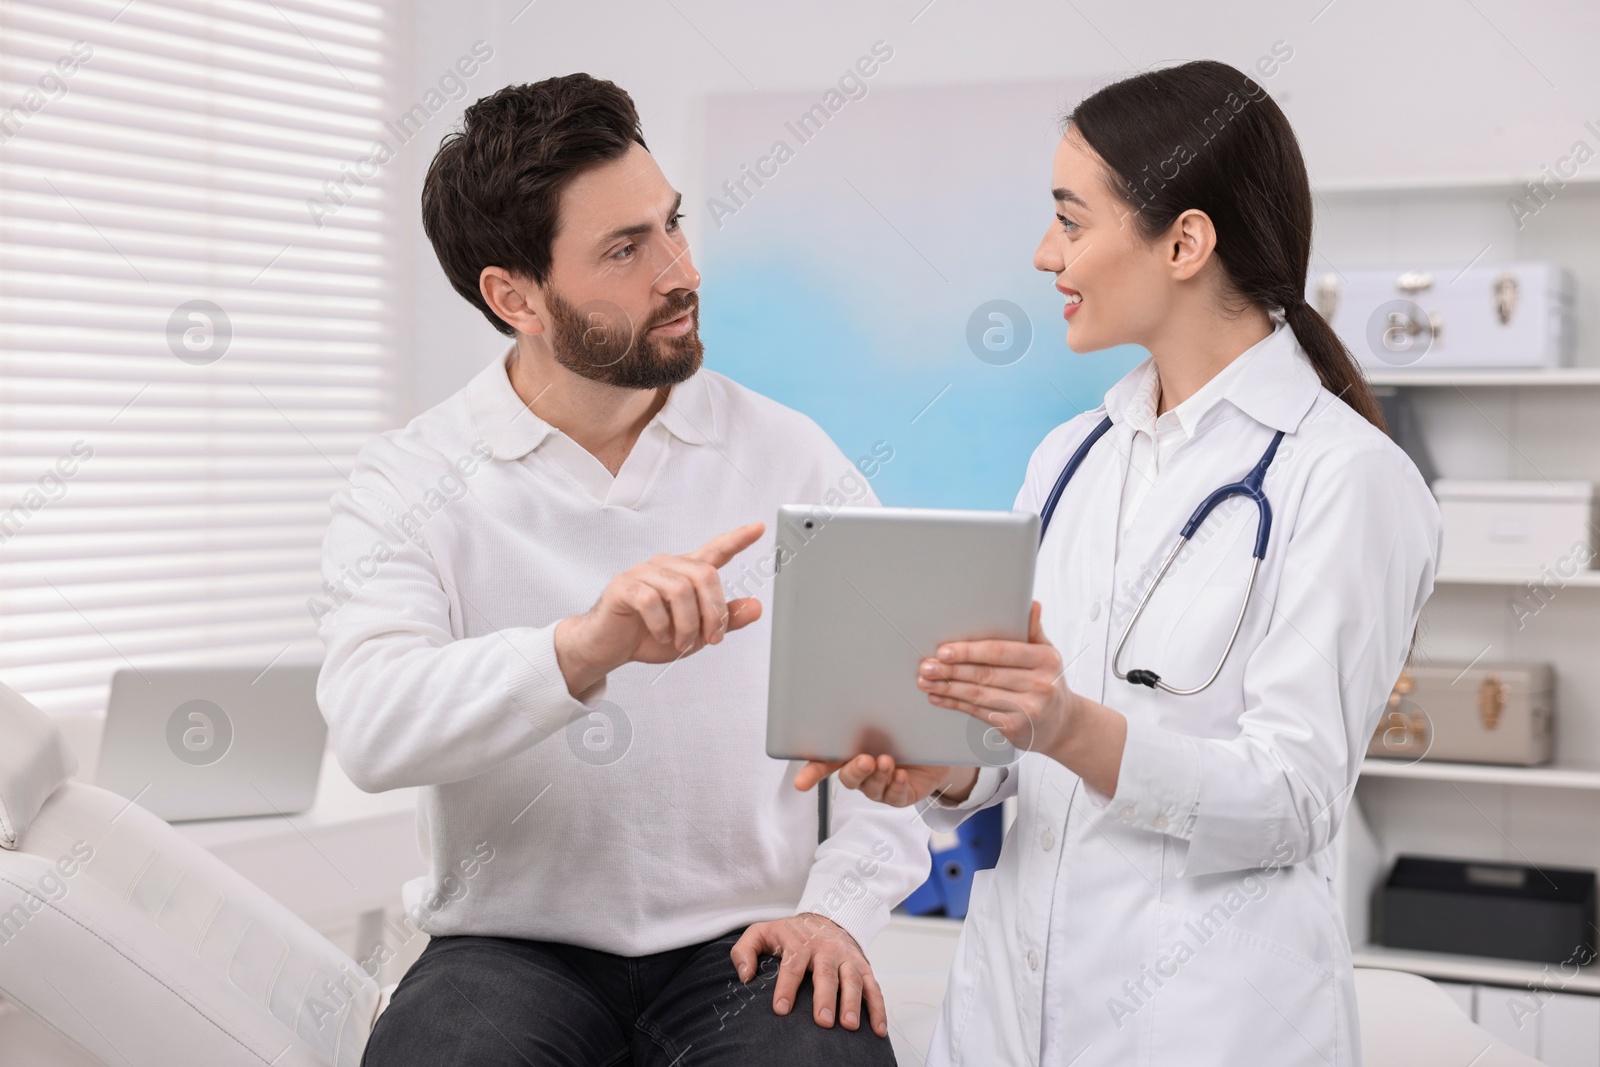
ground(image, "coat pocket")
xmin=1149 ymin=901 xmax=1339 ymax=1066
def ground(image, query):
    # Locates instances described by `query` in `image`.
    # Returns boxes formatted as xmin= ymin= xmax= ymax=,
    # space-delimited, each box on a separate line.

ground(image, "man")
xmin=316 ymin=73 xmax=929 ymax=1066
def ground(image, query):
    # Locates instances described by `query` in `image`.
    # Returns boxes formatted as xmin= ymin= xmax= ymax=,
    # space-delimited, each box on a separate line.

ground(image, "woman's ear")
xmin=1165 ymin=208 xmax=1217 ymax=283
xmin=480 ymin=266 xmax=547 ymax=336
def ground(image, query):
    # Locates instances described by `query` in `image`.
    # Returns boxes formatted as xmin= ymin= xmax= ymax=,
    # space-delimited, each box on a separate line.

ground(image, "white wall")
xmin=387 ymin=0 xmax=1600 ymax=417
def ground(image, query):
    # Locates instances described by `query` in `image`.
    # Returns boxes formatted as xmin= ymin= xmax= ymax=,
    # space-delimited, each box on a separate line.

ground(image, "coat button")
xmin=1088 ymin=599 xmax=1101 ymax=621
xmin=1040 ymin=829 xmax=1055 ymax=851
xmin=1028 ymin=949 xmax=1040 ymax=971
xmin=1120 ymin=806 xmax=1135 ymax=822
xmin=1153 ymin=814 xmax=1168 ymax=831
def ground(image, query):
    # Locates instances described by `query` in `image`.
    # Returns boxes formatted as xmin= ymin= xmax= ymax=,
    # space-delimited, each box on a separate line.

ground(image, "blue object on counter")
xmin=898 ymin=806 xmax=1005 ymax=919
xmin=898 ymin=863 xmax=947 ymax=915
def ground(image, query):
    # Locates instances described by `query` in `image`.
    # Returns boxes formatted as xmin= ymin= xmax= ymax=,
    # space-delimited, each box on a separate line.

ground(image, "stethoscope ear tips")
xmin=1126 ymin=669 xmax=1161 ymax=688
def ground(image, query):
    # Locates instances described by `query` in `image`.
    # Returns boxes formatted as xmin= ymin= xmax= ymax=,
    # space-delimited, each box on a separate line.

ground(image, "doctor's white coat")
xmin=923 ymin=327 xmax=1441 ymax=1067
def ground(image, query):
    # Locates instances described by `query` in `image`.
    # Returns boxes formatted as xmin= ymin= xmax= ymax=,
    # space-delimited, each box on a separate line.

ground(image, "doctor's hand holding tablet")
xmin=789 ymin=597 xmax=1127 ymax=805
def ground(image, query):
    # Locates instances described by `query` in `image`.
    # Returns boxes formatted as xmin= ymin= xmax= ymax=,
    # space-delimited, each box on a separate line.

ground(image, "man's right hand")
xmin=554 ymin=522 xmax=766 ymax=696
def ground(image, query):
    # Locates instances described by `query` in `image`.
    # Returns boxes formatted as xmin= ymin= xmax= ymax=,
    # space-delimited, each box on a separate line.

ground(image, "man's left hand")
xmin=729 ymin=913 xmax=888 ymax=1037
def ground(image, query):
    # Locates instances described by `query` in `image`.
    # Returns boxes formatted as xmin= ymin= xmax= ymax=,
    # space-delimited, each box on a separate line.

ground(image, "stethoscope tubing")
xmin=1111 ymin=549 xmax=1263 ymax=695
xmin=1037 ymin=414 xmax=1286 ymax=695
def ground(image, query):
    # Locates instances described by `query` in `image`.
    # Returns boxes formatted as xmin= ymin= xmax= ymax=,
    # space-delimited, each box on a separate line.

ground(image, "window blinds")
xmin=0 ymin=0 xmax=395 ymax=717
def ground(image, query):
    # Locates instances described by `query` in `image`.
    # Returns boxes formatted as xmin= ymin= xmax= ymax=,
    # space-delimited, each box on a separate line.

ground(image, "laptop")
xmin=96 ymin=665 xmax=327 ymax=822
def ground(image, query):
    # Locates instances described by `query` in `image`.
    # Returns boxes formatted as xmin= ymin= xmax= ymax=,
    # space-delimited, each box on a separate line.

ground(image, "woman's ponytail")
xmin=1283 ymin=301 xmax=1387 ymax=432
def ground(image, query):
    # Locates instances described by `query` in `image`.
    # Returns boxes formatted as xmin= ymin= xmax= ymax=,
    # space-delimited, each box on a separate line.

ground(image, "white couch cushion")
xmin=0 ymin=683 xmax=76 ymax=850
xmin=0 ymin=781 xmax=380 ymax=1066
xmin=1355 ymin=967 xmax=1542 ymax=1067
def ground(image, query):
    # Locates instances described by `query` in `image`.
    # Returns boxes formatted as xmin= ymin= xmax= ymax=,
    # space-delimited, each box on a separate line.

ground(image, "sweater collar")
xmin=468 ymin=348 xmax=719 ymax=461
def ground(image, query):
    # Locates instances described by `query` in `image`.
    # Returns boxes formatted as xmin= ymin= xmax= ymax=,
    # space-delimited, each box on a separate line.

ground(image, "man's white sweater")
xmin=315 ymin=352 xmax=929 ymax=955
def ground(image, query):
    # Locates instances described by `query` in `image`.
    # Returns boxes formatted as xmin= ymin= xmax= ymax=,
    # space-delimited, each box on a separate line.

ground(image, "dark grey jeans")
xmin=361 ymin=927 xmax=900 ymax=1066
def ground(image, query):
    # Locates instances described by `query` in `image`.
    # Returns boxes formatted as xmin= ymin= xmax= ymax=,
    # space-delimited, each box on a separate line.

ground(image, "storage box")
xmin=1307 ymin=261 xmax=1574 ymax=370
xmin=1435 ymin=479 xmax=1594 ymax=574
xmin=1376 ymin=856 xmax=1595 ymax=964
xmin=1368 ymin=661 xmax=1554 ymax=766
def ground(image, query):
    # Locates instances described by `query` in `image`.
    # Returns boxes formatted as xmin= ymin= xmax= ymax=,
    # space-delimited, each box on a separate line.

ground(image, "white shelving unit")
xmin=1434 ymin=570 xmax=1600 ymax=589
xmin=1352 ymin=944 xmax=1600 ymax=996
xmin=1367 ymin=369 xmax=1600 ymax=388
xmin=1363 ymin=759 xmax=1600 ymax=791
xmin=1320 ymin=179 xmax=1600 ymax=1027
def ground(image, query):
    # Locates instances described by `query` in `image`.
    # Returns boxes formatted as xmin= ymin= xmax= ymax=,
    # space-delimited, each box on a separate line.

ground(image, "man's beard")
xmin=543 ymin=286 xmax=704 ymax=390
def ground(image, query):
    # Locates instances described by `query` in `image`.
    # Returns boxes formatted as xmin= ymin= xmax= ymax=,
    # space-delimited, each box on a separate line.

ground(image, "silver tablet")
xmin=765 ymin=505 xmax=1039 ymax=767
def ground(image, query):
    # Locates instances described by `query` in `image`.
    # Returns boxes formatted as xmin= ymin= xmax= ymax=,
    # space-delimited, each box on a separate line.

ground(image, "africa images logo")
xmin=166 ymin=699 xmax=233 ymax=766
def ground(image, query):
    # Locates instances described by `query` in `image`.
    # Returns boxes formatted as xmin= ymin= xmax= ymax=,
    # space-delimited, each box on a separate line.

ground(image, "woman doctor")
xmin=796 ymin=61 xmax=1441 ymax=1066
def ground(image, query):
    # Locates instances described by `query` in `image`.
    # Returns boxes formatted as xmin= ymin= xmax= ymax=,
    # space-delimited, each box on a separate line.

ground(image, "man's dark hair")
xmin=422 ymin=74 xmax=648 ymax=336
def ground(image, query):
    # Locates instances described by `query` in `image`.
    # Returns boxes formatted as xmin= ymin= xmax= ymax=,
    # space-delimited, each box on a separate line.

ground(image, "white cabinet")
xmin=1426 ymin=981 xmax=1600 ymax=1063
xmin=1435 ymin=979 xmax=1476 ymax=1018
xmin=1543 ymin=993 xmax=1600 ymax=1067
xmin=1477 ymin=985 xmax=1542 ymax=1056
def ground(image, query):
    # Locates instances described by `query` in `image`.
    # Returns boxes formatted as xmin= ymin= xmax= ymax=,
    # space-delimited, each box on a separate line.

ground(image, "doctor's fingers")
xmin=650 ymin=555 xmax=729 ymax=645
xmin=936 ymin=637 xmax=1060 ymax=672
xmin=852 ymin=758 xmax=937 ymax=807
xmin=923 ymin=673 xmax=1054 ymax=713
xmin=919 ymin=661 xmax=1045 ymax=694
xmin=795 ymin=758 xmax=850 ymax=792
xmin=836 ymin=754 xmax=898 ymax=798
xmin=856 ymin=766 xmax=909 ymax=805
xmin=929 ymin=692 xmax=1037 ymax=744
xmin=928 ymin=681 xmax=1036 ymax=713
xmin=840 ymin=757 xmax=946 ymax=806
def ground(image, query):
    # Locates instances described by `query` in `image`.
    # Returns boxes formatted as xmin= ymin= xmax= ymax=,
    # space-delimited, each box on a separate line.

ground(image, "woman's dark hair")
xmin=422 ymin=74 xmax=647 ymax=335
xmin=1066 ymin=60 xmax=1385 ymax=432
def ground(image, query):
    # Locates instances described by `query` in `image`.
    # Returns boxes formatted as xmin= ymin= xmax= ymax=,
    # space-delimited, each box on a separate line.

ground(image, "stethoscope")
xmin=1038 ymin=415 xmax=1286 ymax=696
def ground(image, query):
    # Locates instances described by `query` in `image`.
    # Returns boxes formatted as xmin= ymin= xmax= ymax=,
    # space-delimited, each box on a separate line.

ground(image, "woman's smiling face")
xmin=1032 ymin=127 xmax=1177 ymax=355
